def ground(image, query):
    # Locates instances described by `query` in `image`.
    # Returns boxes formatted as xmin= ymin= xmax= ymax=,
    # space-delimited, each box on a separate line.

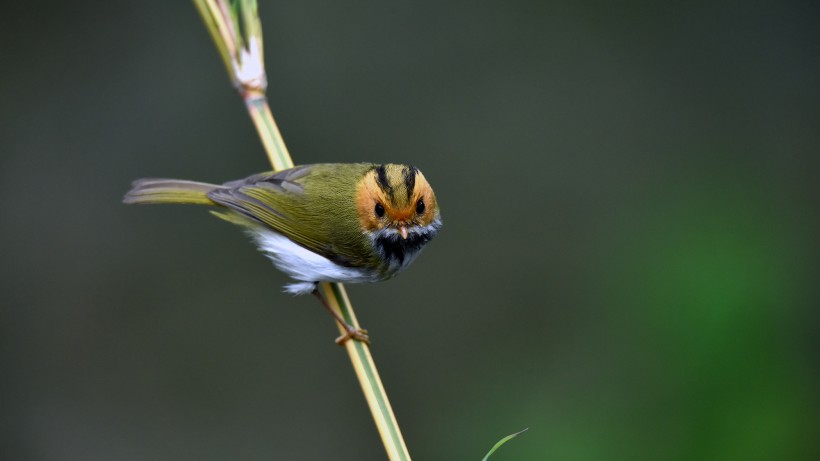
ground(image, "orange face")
xmin=355 ymin=164 xmax=438 ymax=237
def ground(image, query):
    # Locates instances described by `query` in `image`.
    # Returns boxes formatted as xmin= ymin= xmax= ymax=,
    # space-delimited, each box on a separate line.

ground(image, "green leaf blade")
xmin=481 ymin=428 xmax=528 ymax=461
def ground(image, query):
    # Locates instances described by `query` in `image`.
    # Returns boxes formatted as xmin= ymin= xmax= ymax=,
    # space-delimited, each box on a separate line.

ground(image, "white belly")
xmin=250 ymin=229 xmax=376 ymax=295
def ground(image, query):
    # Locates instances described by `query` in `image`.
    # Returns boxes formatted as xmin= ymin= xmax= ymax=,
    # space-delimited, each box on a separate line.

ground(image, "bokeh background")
xmin=2 ymin=1 xmax=818 ymax=460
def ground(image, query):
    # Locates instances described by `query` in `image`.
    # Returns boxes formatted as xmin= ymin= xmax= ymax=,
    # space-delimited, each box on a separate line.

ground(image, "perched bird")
xmin=124 ymin=163 xmax=442 ymax=343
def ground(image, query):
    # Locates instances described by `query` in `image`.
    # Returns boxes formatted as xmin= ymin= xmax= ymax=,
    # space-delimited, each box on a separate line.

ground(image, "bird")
xmin=124 ymin=163 xmax=442 ymax=343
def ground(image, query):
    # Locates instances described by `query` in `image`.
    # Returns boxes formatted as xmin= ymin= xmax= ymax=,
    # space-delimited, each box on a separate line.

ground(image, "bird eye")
xmin=374 ymin=203 xmax=385 ymax=218
xmin=415 ymin=199 xmax=426 ymax=215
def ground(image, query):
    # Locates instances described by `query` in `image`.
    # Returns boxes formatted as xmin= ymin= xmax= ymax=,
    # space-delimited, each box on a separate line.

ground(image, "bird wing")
xmin=206 ymin=165 xmax=353 ymax=266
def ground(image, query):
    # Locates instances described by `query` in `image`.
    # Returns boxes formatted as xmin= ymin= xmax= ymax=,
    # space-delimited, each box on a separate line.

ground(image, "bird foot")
xmin=335 ymin=327 xmax=370 ymax=346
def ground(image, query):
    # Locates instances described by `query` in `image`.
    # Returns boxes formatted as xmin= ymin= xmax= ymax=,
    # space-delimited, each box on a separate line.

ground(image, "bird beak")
xmin=398 ymin=225 xmax=409 ymax=239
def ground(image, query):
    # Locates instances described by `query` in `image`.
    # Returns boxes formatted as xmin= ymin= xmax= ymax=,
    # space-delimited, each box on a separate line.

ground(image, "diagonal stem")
xmin=192 ymin=2 xmax=412 ymax=459
xmin=245 ymin=93 xmax=411 ymax=461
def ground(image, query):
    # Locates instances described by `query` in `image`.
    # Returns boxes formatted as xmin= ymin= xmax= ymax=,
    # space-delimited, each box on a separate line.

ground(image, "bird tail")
xmin=123 ymin=178 xmax=219 ymax=206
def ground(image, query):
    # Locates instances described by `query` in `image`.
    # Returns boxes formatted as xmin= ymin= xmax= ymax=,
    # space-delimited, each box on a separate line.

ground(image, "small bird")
xmin=124 ymin=163 xmax=442 ymax=343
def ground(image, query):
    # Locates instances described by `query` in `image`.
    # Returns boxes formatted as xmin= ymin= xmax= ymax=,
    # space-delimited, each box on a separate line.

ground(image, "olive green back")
xmin=207 ymin=163 xmax=378 ymax=268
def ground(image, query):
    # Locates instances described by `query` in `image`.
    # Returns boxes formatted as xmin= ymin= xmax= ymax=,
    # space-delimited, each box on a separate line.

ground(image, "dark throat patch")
xmin=375 ymin=231 xmax=433 ymax=265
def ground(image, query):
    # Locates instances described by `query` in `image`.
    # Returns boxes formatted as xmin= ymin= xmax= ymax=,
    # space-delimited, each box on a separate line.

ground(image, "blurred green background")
xmin=2 ymin=1 xmax=818 ymax=460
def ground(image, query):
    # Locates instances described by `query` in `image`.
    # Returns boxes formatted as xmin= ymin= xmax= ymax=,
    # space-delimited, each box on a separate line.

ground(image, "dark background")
xmin=2 ymin=1 xmax=818 ymax=460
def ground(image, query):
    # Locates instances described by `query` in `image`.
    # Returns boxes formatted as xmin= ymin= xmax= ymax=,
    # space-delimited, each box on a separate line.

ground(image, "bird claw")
xmin=335 ymin=328 xmax=370 ymax=346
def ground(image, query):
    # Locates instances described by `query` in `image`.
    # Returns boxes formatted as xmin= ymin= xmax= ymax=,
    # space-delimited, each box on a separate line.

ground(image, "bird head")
xmin=355 ymin=164 xmax=441 ymax=242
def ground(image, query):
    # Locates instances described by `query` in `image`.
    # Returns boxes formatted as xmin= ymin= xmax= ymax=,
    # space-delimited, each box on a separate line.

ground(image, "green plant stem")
xmin=193 ymin=2 xmax=412 ymax=459
xmin=244 ymin=91 xmax=411 ymax=461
